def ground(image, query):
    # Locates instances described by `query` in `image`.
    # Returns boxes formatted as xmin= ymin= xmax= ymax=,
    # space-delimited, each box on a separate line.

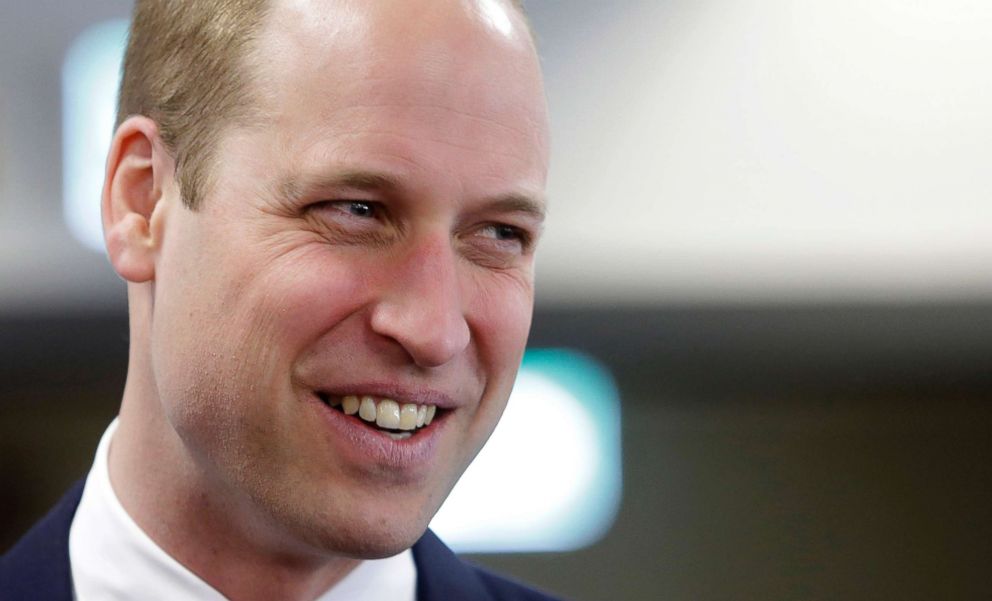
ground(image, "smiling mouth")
xmin=317 ymin=393 xmax=440 ymax=440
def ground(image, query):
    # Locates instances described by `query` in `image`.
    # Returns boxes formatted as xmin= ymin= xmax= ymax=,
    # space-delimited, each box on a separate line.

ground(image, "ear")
xmin=102 ymin=116 xmax=174 ymax=283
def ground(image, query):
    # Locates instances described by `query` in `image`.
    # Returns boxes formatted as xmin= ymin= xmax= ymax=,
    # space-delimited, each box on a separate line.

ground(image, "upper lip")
xmin=314 ymin=383 xmax=461 ymax=410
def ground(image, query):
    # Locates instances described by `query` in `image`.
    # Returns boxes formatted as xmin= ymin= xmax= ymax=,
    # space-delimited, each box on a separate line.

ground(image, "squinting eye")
xmin=343 ymin=201 xmax=375 ymax=218
xmin=483 ymin=224 xmax=529 ymax=245
xmin=492 ymin=224 xmax=522 ymax=240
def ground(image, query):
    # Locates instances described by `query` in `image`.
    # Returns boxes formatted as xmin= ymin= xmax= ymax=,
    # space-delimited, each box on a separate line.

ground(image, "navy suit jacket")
xmin=1 ymin=481 xmax=560 ymax=601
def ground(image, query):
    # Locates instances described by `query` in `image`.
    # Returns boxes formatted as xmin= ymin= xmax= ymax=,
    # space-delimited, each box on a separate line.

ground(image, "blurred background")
xmin=2 ymin=1 xmax=992 ymax=599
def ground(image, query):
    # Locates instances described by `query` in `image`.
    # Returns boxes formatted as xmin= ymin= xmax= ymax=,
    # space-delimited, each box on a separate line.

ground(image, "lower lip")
xmin=308 ymin=393 xmax=445 ymax=474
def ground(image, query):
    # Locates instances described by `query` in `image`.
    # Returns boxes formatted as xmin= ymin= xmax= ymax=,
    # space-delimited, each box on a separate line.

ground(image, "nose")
xmin=369 ymin=236 xmax=471 ymax=368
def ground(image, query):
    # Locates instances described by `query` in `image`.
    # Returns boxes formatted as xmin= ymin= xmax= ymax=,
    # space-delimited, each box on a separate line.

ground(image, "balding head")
xmin=116 ymin=0 xmax=534 ymax=209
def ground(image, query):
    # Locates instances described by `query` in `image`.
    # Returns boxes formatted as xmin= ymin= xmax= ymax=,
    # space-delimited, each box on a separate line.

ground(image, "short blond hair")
xmin=117 ymin=0 xmax=269 ymax=208
xmin=117 ymin=0 xmax=529 ymax=209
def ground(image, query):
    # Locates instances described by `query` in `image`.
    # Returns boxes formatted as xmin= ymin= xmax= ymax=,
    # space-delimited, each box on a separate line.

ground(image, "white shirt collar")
xmin=68 ymin=418 xmax=417 ymax=601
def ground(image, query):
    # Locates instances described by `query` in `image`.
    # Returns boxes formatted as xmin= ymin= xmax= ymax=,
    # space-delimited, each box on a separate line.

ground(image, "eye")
xmin=480 ymin=223 xmax=530 ymax=245
xmin=490 ymin=224 xmax=524 ymax=241
xmin=306 ymin=199 xmax=394 ymax=246
xmin=312 ymin=199 xmax=385 ymax=225
xmin=467 ymin=223 xmax=536 ymax=263
xmin=460 ymin=222 xmax=536 ymax=269
xmin=336 ymin=200 xmax=376 ymax=218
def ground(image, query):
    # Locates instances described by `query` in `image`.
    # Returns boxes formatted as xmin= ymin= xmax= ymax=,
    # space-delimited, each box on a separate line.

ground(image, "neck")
xmin=110 ymin=300 xmax=361 ymax=600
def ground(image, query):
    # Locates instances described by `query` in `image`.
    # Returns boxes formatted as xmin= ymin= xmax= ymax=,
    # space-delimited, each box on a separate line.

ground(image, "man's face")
xmin=147 ymin=0 xmax=548 ymax=558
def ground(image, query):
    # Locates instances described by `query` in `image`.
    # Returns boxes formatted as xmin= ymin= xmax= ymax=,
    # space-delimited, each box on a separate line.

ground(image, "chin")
xmin=261 ymin=493 xmax=433 ymax=561
xmin=304 ymin=516 xmax=430 ymax=560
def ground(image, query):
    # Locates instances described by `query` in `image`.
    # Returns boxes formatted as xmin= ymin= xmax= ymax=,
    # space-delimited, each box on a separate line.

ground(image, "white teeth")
xmin=399 ymin=403 xmax=419 ymax=431
xmin=334 ymin=393 xmax=439 ymax=434
xmin=376 ymin=399 xmax=401 ymax=429
xmin=359 ymin=396 xmax=377 ymax=421
xmin=387 ymin=431 xmax=413 ymax=441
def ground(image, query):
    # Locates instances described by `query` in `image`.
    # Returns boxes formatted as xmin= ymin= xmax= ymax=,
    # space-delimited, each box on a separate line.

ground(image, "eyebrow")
xmin=276 ymin=169 xmax=546 ymax=222
xmin=483 ymin=193 xmax=547 ymax=222
xmin=277 ymin=170 xmax=401 ymax=202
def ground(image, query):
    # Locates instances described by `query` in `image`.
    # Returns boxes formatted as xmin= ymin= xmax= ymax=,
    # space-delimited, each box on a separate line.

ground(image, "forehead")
xmin=252 ymin=0 xmax=544 ymax=122
xmin=240 ymin=0 xmax=548 ymax=202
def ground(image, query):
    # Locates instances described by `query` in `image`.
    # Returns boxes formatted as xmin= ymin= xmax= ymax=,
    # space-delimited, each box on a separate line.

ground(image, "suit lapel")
xmin=412 ymin=530 xmax=493 ymax=601
xmin=0 ymin=479 xmax=84 ymax=601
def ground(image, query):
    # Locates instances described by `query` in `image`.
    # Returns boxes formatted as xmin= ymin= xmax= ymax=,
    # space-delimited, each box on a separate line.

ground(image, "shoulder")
xmin=412 ymin=529 xmax=564 ymax=601
xmin=470 ymin=564 xmax=563 ymax=601
xmin=0 ymin=480 xmax=84 ymax=601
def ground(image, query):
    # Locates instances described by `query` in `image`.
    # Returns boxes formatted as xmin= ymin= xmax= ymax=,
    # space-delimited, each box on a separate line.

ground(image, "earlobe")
xmin=102 ymin=116 xmax=172 ymax=283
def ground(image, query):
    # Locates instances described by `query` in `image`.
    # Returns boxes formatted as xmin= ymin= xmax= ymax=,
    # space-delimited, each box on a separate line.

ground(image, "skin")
xmin=100 ymin=1 xmax=549 ymax=599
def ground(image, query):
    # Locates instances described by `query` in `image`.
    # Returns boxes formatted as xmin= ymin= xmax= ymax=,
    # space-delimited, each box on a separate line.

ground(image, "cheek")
xmin=246 ymin=257 xmax=369 ymax=355
xmin=226 ymin=242 xmax=378 ymax=360
xmin=468 ymin=273 xmax=534 ymax=403
xmin=471 ymin=269 xmax=534 ymax=356
xmin=153 ymin=238 xmax=374 ymax=425
xmin=438 ymin=281 xmax=533 ymax=488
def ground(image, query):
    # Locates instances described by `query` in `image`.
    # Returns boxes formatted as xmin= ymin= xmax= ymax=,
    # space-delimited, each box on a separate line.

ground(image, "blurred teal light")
xmin=63 ymin=19 xmax=128 ymax=252
xmin=431 ymin=349 xmax=623 ymax=553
